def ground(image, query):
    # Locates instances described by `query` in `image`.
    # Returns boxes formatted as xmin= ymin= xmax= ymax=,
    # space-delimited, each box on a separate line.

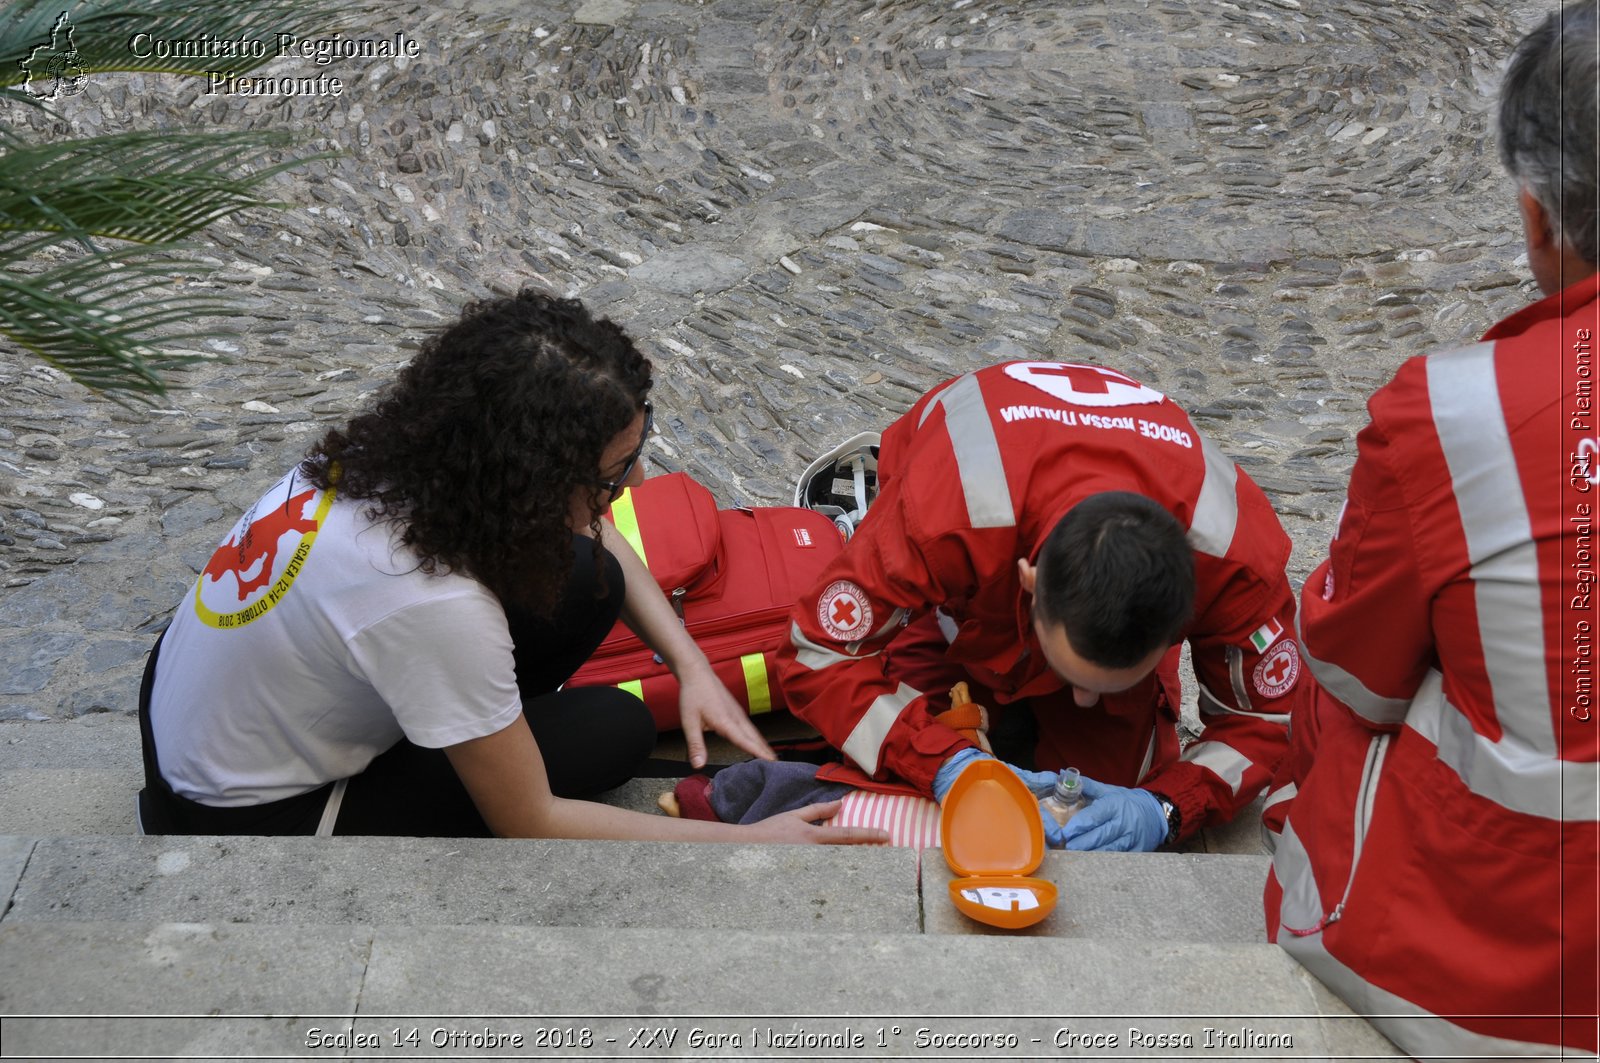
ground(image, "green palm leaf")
xmin=0 ymin=253 xmax=217 ymax=396
xmin=0 ymin=0 xmax=353 ymax=398
xmin=0 ymin=128 xmax=304 ymax=246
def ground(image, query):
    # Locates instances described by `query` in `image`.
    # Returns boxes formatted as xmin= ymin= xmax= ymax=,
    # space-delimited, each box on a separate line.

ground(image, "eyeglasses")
xmin=598 ymin=400 xmax=653 ymax=502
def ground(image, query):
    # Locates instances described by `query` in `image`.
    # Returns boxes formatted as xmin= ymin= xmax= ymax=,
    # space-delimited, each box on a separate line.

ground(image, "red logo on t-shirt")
xmin=203 ymin=488 xmax=320 ymax=600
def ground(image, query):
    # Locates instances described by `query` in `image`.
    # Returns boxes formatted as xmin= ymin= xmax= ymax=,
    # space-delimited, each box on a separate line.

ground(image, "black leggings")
xmin=138 ymin=536 xmax=656 ymax=837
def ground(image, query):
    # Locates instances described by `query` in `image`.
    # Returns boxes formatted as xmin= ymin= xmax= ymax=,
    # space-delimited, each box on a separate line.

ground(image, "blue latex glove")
xmin=1008 ymin=764 xmax=1064 ymax=797
xmin=1003 ymin=762 xmax=1067 ymax=849
xmin=1059 ymin=776 xmax=1168 ymax=852
xmin=933 ymin=749 xmax=1067 ymax=848
xmin=932 ymin=749 xmax=1062 ymax=802
xmin=931 ymin=747 xmax=990 ymax=803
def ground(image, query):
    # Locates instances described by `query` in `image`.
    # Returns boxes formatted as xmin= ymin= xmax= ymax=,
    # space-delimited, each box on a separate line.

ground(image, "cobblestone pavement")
xmin=0 ymin=0 xmax=1557 ymax=719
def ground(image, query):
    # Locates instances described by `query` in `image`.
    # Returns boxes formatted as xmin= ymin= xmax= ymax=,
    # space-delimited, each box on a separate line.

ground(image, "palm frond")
xmin=0 ymin=128 xmax=312 ymax=246
xmin=0 ymin=124 xmax=327 ymax=397
xmin=0 ymin=0 xmax=355 ymax=398
xmin=0 ymin=82 xmax=44 ymax=109
xmin=0 ymin=0 xmax=360 ymax=85
xmin=0 ymin=244 xmax=245 ymax=399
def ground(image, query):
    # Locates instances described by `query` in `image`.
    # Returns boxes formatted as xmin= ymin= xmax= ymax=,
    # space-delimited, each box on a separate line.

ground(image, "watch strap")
xmin=1147 ymin=790 xmax=1181 ymax=845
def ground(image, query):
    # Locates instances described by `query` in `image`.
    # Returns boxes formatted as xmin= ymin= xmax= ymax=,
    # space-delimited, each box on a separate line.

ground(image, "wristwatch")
xmin=1148 ymin=791 xmax=1181 ymax=846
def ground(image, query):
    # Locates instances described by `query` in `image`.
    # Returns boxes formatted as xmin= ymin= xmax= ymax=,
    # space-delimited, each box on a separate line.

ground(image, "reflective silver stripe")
xmin=1260 ymin=781 xmax=1297 ymax=853
xmin=1226 ymin=646 xmax=1252 ymax=712
xmin=1187 ymin=432 xmax=1239 ymax=557
xmin=1197 ymin=681 xmax=1232 ymax=717
xmin=1270 ymin=819 xmax=1326 ymax=935
xmin=315 ymin=777 xmax=347 ymax=838
xmin=1406 ymin=671 xmax=1599 ymax=821
xmin=1180 ymin=740 xmax=1251 ymax=795
xmin=934 ymin=607 xmax=960 ymax=645
xmin=788 ymin=621 xmax=870 ymax=672
xmin=1426 ymin=344 xmax=1559 ymax=766
xmin=1274 ymin=821 xmax=1563 ymax=1058
xmin=917 ymin=378 xmax=957 ymax=428
xmin=1471 ymin=542 xmax=1554 ymax=746
xmin=1297 ymin=611 xmax=1412 ymax=725
xmin=1198 ymin=679 xmax=1289 ymax=724
xmin=1135 ymin=725 xmax=1158 ymax=783
xmin=1262 ymin=780 xmax=1297 ymax=812
xmin=922 ymin=372 xmax=1015 ymax=529
xmin=841 ymin=682 xmax=922 ymax=776
xmin=1350 ymin=733 xmax=1389 ymax=876
xmin=1426 ymin=341 xmax=1534 ymax=559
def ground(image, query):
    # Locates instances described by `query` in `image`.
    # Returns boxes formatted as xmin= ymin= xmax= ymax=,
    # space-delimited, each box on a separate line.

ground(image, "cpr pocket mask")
xmin=794 ymin=432 xmax=881 ymax=541
xmin=941 ymin=759 xmax=1058 ymax=929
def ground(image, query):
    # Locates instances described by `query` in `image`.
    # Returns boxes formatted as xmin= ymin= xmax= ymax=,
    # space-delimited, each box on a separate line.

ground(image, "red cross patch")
xmin=1004 ymin=360 xmax=1166 ymax=408
xmin=1252 ymin=639 xmax=1300 ymax=699
xmin=818 ymin=579 xmax=873 ymax=642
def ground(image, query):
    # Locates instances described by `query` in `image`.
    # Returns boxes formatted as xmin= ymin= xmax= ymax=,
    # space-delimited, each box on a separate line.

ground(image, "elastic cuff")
xmin=1139 ymin=763 xmax=1210 ymax=843
xmin=1142 ymin=788 xmax=1181 ymax=846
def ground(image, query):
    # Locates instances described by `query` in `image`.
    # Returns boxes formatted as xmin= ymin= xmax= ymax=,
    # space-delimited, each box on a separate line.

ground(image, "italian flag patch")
xmin=1248 ymin=618 xmax=1285 ymax=653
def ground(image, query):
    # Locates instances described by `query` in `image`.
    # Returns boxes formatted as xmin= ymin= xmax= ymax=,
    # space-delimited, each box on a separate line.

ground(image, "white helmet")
xmin=794 ymin=432 xmax=881 ymax=540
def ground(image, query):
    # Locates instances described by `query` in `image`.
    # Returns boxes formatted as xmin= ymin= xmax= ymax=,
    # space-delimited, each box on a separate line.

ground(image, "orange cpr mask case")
xmin=939 ymin=759 xmax=1058 ymax=929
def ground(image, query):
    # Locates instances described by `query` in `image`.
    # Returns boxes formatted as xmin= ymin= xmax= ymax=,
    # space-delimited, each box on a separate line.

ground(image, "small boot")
xmin=932 ymin=681 xmax=992 ymax=754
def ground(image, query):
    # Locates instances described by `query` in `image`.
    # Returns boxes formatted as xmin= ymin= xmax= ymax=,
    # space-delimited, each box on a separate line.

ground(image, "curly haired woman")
xmin=137 ymin=290 xmax=883 ymax=845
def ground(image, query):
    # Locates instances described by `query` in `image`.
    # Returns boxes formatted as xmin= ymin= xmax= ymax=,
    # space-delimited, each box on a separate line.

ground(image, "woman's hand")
xmin=742 ymin=800 xmax=890 ymax=845
xmin=599 ymin=521 xmax=779 ymax=768
xmin=677 ymin=663 xmax=776 ymax=768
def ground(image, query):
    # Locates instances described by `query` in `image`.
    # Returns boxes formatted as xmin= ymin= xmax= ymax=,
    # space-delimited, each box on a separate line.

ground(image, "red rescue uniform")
xmin=1265 ymin=274 xmax=1600 ymax=1056
xmin=779 ymin=361 xmax=1301 ymax=838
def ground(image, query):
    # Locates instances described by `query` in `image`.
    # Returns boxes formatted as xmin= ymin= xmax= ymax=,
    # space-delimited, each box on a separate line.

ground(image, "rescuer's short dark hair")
xmin=1033 ymin=491 xmax=1195 ymax=668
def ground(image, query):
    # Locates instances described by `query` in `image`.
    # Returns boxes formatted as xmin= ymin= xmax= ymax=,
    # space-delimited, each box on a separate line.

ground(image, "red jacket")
xmin=779 ymin=361 xmax=1300 ymax=836
xmin=1265 ymin=274 xmax=1600 ymax=1056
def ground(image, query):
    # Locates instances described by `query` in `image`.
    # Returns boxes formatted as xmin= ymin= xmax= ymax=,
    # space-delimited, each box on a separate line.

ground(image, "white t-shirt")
xmin=150 ymin=468 xmax=524 ymax=806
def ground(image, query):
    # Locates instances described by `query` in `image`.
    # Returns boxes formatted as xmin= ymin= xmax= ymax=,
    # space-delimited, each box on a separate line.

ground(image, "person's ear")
xmin=1520 ymin=186 xmax=1556 ymax=254
xmin=1016 ymin=557 xmax=1037 ymax=596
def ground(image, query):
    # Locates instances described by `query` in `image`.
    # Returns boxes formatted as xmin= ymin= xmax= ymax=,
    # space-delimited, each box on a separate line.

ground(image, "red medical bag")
xmin=565 ymin=472 xmax=845 ymax=731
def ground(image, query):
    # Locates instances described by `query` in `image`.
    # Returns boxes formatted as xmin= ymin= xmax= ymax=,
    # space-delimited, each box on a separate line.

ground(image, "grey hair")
xmin=1499 ymin=0 xmax=1600 ymax=265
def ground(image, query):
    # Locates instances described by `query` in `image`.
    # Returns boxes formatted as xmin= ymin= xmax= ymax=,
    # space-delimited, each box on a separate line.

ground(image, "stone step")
xmin=0 ymin=768 xmax=676 ymax=837
xmin=0 ymin=768 xmax=140 ymax=836
xmin=0 ymin=920 xmax=1404 ymax=1060
xmin=0 ymin=718 xmax=1271 ymax=856
xmin=1 ymin=834 xmax=1270 ymax=943
xmin=0 ymin=716 xmax=142 ymax=769
xmin=0 ymin=769 xmax=723 ymax=837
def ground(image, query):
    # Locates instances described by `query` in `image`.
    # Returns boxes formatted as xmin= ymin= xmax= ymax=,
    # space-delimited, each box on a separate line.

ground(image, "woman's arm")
xmin=444 ymin=720 xmax=882 ymax=843
xmin=598 ymin=520 xmax=775 ymax=768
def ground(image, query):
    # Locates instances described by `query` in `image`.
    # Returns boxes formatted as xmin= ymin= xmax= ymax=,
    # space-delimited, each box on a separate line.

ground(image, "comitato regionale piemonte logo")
xmin=20 ymin=11 xmax=87 ymax=100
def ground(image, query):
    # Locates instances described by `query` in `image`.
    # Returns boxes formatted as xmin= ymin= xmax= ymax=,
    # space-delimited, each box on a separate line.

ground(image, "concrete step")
xmin=0 ymin=717 xmax=1270 ymax=855
xmin=0 ymin=768 xmax=673 ymax=838
xmin=0 ymin=716 xmax=142 ymax=769
xmin=0 ymin=920 xmax=1405 ymax=1060
xmin=0 ymin=768 xmax=139 ymax=835
xmin=2 ymin=834 xmax=921 ymax=935
xmin=2 ymin=834 xmax=1269 ymax=943
xmin=0 ymin=718 xmax=1391 ymax=1059
xmin=0 ymin=717 xmax=141 ymax=834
